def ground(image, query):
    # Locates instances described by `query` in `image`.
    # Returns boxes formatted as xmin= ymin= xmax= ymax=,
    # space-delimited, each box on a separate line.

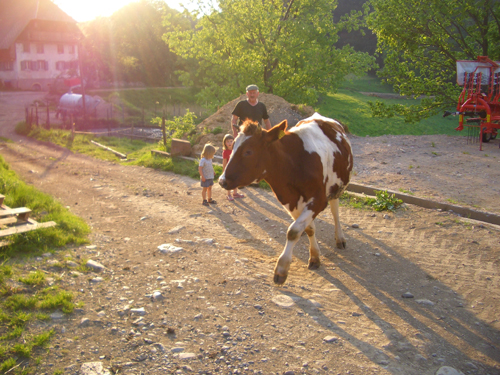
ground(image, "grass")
xmin=317 ymin=76 xmax=461 ymax=137
xmin=0 ymin=155 xmax=89 ymax=374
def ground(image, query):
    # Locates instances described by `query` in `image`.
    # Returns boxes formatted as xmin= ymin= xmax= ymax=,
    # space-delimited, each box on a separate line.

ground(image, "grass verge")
xmin=0 ymin=154 xmax=90 ymax=374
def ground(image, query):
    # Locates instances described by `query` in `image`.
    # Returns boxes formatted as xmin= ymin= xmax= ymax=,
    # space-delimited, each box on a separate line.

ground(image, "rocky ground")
xmin=0 ymin=91 xmax=499 ymax=375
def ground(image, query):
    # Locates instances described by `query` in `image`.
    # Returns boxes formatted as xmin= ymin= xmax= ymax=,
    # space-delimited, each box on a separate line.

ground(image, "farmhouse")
xmin=0 ymin=0 xmax=83 ymax=91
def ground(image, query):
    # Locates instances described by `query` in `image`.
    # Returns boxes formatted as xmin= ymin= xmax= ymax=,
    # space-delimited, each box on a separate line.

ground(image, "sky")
xmin=53 ymin=0 xmax=188 ymax=23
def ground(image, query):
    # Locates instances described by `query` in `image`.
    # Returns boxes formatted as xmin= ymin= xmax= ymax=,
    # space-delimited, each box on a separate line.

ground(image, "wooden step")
xmin=0 ymin=221 xmax=56 ymax=238
xmin=0 ymin=207 xmax=31 ymax=221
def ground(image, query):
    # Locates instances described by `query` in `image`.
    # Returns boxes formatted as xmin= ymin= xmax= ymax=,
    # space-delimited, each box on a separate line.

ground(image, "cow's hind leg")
xmin=305 ymin=220 xmax=321 ymax=270
xmin=329 ymin=198 xmax=346 ymax=249
xmin=274 ymin=209 xmax=315 ymax=285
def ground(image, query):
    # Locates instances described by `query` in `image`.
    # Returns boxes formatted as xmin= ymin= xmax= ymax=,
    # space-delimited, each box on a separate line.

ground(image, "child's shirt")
xmin=199 ymin=157 xmax=215 ymax=180
xmin=222 ymin=149 xmax=232 ymax=161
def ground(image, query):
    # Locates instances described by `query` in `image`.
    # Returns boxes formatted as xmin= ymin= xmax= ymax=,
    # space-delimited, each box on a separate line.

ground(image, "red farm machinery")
xmin=445 ymin=56 xmax=500 ymax=150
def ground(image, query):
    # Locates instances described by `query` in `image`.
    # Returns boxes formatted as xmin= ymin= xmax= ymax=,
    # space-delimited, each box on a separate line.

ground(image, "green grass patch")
xmin=0 ymin=155 xmax=90 ymax=257
xmin=18 ymin=271 xmax=45 ymax=287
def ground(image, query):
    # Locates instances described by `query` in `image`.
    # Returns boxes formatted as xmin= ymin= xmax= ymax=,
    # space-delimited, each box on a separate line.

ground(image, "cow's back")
xmin=289 ymin=115 xmax=353 ymax=200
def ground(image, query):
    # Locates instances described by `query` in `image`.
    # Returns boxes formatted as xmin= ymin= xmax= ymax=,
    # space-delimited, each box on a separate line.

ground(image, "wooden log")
xmin=91 ymin=140 xmax=127 ymax=159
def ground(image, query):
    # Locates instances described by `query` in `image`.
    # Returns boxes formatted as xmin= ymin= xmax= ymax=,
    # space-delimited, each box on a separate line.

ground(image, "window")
xmin=0 ymin=61 xmax=14 ymax=71
xmin=23 ymin=43 xmax=30 ymax=53
xmin=57 ymin=45 xmax=64 ymax=54
xmin=31 ymin=60 xmax=39 ymax=71
xmin=68 ymin=60 xmax=79 ymax=70
xmin=38 ymin=60 xmax=48 ymax=70
xmin=21 ymin=60 xmax=33 ymax=70
xmin=68 ymin=45 xmax=75 ymax=54
xmin=36 ymin=44 xmax=44 ymax=53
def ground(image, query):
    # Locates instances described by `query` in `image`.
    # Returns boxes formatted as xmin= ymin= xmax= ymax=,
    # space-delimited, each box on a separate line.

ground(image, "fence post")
xmin=46 ymin=102 xmax=50 ymax=129
xmin=70 ymin=114 xmax=74 ymax=137
xmin=30 ymin=108 xmax=34 ymax=127
xmin=162 ymin=116 xmax=167 ymax=148
xmin=35 ymin=103 xmax=39 ymax=127
xmin=25 ymin=106 xmax=28 ymax=123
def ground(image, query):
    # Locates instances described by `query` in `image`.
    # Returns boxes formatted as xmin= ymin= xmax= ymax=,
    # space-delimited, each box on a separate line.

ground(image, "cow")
xmin=219 ymin=113 xmax=353 ymax=285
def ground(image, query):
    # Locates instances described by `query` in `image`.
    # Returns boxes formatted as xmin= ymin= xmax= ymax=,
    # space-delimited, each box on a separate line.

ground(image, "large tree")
xmin=80 ymin=0 xmax=181 ymax=87
xmin=366 ymin=0 xmax=500 ymax=122
xmin=163 ymin=0 xmax=376 ymax=108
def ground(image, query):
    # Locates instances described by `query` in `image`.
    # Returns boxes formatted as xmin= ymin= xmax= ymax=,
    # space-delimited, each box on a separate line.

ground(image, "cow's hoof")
xmin=273 ymin=273 xmax=288 ymax=285
xmin=308 ymin=258 xmax=321 ymax=270
xmin=336 ymin=240 xmax=346 ymax=249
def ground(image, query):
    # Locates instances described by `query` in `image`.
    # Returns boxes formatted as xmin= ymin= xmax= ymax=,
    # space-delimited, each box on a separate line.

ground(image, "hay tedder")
xmin=444 ymin=56 xmax=500 ymax=150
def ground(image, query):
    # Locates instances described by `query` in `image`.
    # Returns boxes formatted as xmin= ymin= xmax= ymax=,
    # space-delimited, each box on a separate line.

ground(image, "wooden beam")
xmin=90 ymin=140 xmax=127 ymax=159
xmin=0 ymin=207 xmax=31 ymax=221
xmin=0 ymin=221 xmax=56 ymax=238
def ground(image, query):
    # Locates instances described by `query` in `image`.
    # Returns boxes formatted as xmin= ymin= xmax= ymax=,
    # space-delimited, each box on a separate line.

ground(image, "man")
xmin=231 ymin=84 xmax=271 ymax=137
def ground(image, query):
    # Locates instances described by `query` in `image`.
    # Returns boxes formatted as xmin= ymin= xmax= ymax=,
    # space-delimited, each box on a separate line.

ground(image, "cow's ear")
xmin=266 ymin=120 xmax=288 ymax=142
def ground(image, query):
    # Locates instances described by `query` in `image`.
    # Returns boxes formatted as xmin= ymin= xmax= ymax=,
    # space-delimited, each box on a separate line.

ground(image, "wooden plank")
xmin=0 ymin=217 xmax=19 ymax=226
xmin=0 ymin=207 xmax=31 ymax=221
xmin=90 ymin=140 xmax=127 ymax=159
xmin=0 ymin=221 xmax=57 ymax=238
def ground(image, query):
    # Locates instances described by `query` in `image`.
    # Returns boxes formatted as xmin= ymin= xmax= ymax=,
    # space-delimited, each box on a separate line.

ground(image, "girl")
xmin=199 ymin=143 xmax=217 ymax=206
xmin=222 ymin=134 xmax=245 ymax=201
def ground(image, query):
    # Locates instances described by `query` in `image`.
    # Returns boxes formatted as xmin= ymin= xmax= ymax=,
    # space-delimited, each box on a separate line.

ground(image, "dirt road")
xmin=0 ymin=92 xmax=499 ymax=375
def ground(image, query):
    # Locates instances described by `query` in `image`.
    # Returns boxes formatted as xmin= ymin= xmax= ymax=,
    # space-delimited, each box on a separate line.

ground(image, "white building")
xmin=0 ymin=0 xmax=83 ymax=91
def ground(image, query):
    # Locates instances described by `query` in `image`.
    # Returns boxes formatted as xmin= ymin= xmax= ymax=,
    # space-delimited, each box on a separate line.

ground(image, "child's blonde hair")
xmin=222 ymin=134 xmax=234 ymax=150
xmin=201 ymin=143 xmax=216 ymax=159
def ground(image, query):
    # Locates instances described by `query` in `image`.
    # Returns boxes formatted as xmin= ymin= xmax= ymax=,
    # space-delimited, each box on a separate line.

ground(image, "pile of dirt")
xmin=192 ymin=93 xmax=315 ymax=156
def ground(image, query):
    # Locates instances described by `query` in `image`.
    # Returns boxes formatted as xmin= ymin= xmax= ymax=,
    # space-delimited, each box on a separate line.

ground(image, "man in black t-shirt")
xmin=231 ymin=84 xmax=271 ymax=137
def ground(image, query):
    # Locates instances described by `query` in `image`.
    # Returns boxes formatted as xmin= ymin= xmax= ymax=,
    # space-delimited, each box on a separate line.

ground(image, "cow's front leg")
xmin=304 ymin=220 xmax=321 ymax=270
xmin=329 ymin=198 xmax=346 ymax=249
xmin=274 ymin=209 xmax=315 ymax=285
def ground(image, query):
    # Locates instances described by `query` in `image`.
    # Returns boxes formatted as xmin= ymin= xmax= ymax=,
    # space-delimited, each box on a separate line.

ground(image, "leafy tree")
xmin=80 ymin=0 xmax=182 ymax=87
xmin=164 ymin=0 xmax=376 ymax=108
xmin=365 ymin=0 xmax=500 ymax=122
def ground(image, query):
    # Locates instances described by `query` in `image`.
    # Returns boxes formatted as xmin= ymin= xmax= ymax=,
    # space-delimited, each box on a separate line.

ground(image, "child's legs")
xmin=207 ymin=186 xmax=213 ymax=200
xmin=201 ymin=187 xmax=207 ymax=200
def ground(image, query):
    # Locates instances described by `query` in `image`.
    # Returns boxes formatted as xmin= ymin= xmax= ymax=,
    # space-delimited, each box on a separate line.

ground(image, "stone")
xmin=171 ymin=138 xmax=192 ymax=156
xmin=158 ymin=244 xmax=183 ymax=254
xmin=79 ymin=362 xmax=111 ymax=375
xmin=86 ymin=260 xmax=105 ymax=272
xmin=435 ymin=366 xmax=465 ymax=375
xmin=272 ymin=294 xmax=299 ymax=308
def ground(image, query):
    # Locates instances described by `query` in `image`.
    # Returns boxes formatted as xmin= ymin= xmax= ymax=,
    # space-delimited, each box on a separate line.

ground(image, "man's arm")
xmin=231 ymin=114 xmax=239 ymax=137
xmin=264 ymin=118 xmax=271 ymax=130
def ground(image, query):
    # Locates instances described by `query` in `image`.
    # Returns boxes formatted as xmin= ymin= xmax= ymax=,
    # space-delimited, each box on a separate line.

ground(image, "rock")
xmin=158 ymin=244 xmax=183 ymax=254
xmin=416 ymin=299 xmax=435 ymax=306
xmin=323 ymin=336 xmax=338 ymax=343
xmin=86 ymin=260 xmax=106 ymax=272
xmin=50 ymin=311 xmax=64 ymax=320
xmin=79 ymin=318 xmax=91 ymax=327
xmin=167 ymin=226 xmax=185 ymax=234
xmin=179 ymin=352 xmax=197 ymax=360
xmin=79 ymin=362 xmax=111 ymax=375
xmin=151 ymin=291 xmax=164 ymax=301
xmin=351 ymin=223 xmax=360 ymax=228
xmin=272 ymin=294 xmax=299 ymax=308
xmin=130 ymin=307 xmax=147 ymax=316
xmin=402 ymin=292 xmax=414 ymax=298
xmin=90 ymin=277 xmax=104 ymax=283
xmin=435 ymin=366 xmax=465 ymax=375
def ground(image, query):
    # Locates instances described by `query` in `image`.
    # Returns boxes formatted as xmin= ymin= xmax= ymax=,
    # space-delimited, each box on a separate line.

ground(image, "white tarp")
xmin=457 ymin=60 xmax=500 ymax=85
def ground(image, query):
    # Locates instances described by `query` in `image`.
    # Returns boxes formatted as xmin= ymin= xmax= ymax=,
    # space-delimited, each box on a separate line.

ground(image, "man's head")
xmin=246 ymin=84 xmax=259 ymax=103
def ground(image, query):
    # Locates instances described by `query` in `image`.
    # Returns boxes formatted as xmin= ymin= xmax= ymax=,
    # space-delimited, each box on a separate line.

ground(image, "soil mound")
xmin=192 ymin=93 xmax=314 ymax=156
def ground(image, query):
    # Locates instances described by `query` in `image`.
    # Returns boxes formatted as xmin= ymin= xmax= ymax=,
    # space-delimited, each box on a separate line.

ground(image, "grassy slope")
xmin=316 ymin=76 xmax=461 ymax=137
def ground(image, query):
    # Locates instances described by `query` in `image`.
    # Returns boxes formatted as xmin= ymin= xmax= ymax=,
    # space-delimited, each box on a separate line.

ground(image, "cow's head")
xmin=219 ymin=119 xmax=288 ymax=190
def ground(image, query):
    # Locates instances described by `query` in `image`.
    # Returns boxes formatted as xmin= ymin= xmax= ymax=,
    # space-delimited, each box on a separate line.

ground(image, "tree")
xmin=365 ymin=0 xmax=500 ymax=122
xmin=80 ymin=0 xmax=182 ymax=87
xmin=164 ymin=0 xmax=376 ymax=108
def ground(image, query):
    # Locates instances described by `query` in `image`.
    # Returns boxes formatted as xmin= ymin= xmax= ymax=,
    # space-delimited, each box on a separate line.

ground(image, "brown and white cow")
xmin=219 ymin=113 xmax=353 ymax=284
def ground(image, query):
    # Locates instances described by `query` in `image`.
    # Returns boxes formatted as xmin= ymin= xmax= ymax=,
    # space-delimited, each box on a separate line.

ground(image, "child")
xmin=222 ymin=134 xmax=245 ymax=201
xmin=199 ymin=143 xmax=217 ymax=206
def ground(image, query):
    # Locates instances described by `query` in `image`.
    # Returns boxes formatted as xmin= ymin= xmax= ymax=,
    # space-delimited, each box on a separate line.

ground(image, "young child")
xmin=222 ymin=134 xmax=245 ymax=201
xmin=199 ymin=143 xmax=217 ymax=206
